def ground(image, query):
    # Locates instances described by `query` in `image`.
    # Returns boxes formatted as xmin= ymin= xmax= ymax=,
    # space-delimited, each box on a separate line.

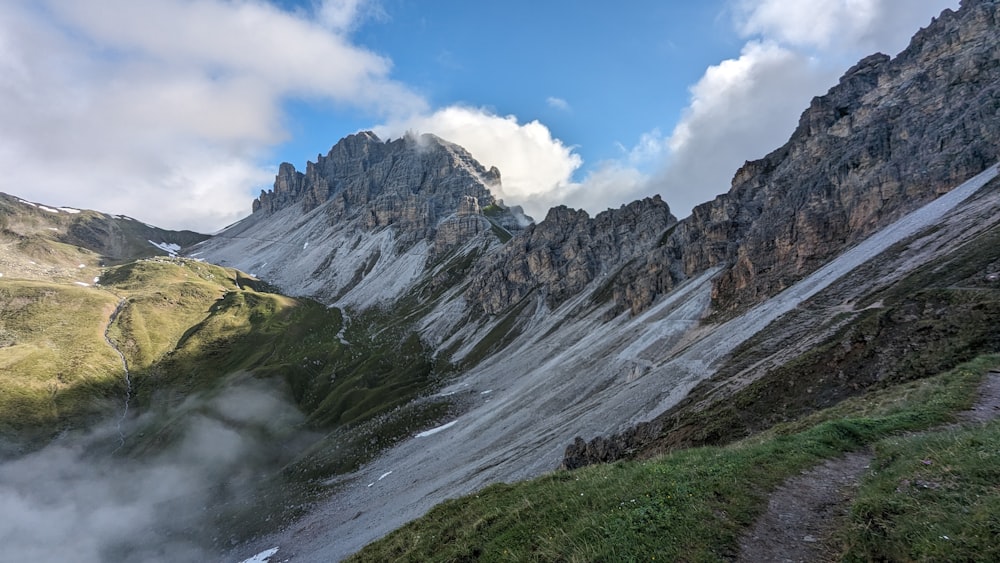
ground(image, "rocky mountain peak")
xmin=253 ymin=131 xmax=503 ymax=219
xmin=605 ymin=0 xmax=1000 ymax=318
xmin=249 ymin=131 xmax=529 ymax=255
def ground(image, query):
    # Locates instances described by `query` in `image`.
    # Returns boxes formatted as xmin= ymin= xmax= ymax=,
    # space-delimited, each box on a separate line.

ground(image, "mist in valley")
xmin=0 ymin=379 xmax=310 ymax=562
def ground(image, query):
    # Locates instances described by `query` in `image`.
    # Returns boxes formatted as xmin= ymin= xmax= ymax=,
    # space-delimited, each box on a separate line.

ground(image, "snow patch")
xmin=38 ymin=205 xmax=59 ymax=213
xmin=378 ymin=470 xmax=393 ymax=481
xmin=58 ymin=207 xmax=81 ymax=214
xmin=239 ymin=547 xmax=279 ymax=563
xmin=17 ymin=199 xmax=36 ymax=207
xmin=78 ymin=264 xmax=85 ymax=268
xmin=148 ymin=240 xmax=181 ymax=256
xmin=480 ymin=389 xmax=493 ymax=395
xmin=303 ymin=241 xmax=309 ymax=249
xmin=416 ymin=420 xmax=457 ymax=438
xmin=74 ymin=281 xmax=89 ymax=287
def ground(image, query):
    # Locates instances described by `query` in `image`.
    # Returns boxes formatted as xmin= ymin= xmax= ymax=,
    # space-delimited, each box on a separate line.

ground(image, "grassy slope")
xmin=0 ymin=281 xmax=120 ymax=439
xmin=351 ymin=356 xmax=999 ymax=562
xmin=0 ymin=258 xmax=451 ymax=458
xmin=1 ymin=255 xmax=457 ymax=547
xmin=0 ymin=193 xmax=208 ymax=280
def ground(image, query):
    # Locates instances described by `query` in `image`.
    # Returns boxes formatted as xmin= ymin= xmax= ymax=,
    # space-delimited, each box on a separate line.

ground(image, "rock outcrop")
xmin=614 ymin=0 xmax=1000 ymax=316
xmin=252 ymin=131 xmax=526 ymax=253
xmin=465 ymin=196 xmax=677 ymax=314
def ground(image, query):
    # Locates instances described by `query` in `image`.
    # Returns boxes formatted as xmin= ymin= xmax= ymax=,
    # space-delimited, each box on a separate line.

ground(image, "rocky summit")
xmin=194 ymin=131 xmax=530 ymax=308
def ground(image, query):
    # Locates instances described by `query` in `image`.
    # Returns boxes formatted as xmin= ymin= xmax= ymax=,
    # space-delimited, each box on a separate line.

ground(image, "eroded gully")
xmin=104 ymin=299 xmax=132 ymax=452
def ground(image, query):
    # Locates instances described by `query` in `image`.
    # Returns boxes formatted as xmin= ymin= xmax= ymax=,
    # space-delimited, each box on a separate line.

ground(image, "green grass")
xmin=0 ymin=256 xmax=458 ymax=545
xmin=350 ymin=356 xmax=999 ymax=562
xmin=842 ymin=422 xmax=1000 ymax=562
xmin=0 ymin=280 xmax=121 ymax=439
xmin=0 ymin=256 xmax=453 ymax=473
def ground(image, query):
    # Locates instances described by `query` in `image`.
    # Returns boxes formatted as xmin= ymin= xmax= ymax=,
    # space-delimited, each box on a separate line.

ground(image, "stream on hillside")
xmin=104 ymin=299 xmax=132 ymax=452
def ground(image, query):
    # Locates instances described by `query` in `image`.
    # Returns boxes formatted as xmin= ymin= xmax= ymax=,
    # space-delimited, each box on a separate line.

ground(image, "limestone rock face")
xmin=615 ymin=0 xmax=1000 ymax=316
xmin=251 ymin=131 xmax=520 ymax=252
xmin=466 ymin=196 xmax=677 ymax=314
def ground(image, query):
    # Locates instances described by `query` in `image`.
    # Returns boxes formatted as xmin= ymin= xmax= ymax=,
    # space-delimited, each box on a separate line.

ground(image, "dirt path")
xmin=736 ymin=370 xmax=1000 ymax=563
xmin=736 ymin=451 xmax=871 ymax=563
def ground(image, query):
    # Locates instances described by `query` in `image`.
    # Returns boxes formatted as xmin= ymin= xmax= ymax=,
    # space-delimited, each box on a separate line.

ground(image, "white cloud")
xmin=655 ymin=41 xmax=838 ymax=215
xmin=318 ymin=0 xmax=376 ymax=33
xmin=733 ymin=0 xmax=957 ymax=54
xmin=546 ymin=96 xmax=571 ymax=112
xmin=0 ymin=0 xmax=423 ymax=232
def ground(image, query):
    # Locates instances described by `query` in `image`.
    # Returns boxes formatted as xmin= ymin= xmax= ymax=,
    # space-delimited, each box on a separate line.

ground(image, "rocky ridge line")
xmin=251 ymin=131 xmax=529 ymax=254
xmin=622 ymin=0 xmax=1000 ymax=317
xmin=465 ymin=0 xmax=999 ymax=320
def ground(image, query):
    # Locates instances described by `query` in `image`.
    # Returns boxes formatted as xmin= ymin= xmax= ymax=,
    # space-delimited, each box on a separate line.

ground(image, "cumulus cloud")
xmin=655 ymin=41 xmax=837 ymax=214
xmin=733 ymin=0 xmax=957 ymax=54
xmin=0 ymin=0 xmax=423 ymax=232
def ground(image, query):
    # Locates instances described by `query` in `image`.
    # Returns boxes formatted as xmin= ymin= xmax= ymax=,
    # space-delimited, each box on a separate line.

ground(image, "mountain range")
xmin=1 ymin=1 xmax=999 ymax=561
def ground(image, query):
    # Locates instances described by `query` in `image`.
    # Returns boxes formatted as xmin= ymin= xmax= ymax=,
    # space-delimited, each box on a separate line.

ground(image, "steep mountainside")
xmin=619 ymin=0 xmax=1000 ymax=317
xmin=462 ymin=0 xmax=1000 ymax=321
xmin=0 ymin=192 xmax=208 ymax=283
xmin=203 ymin=2 xmax=999 ymax=560
xmin=193 ymin=132 xmax=531 ymax=309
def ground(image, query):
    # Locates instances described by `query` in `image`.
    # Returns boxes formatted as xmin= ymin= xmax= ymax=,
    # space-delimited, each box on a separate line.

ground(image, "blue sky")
xmin=277 ymin=1 xmax=738 ymax=172
xmin=0 ymin=0 xmax=957 ymax=231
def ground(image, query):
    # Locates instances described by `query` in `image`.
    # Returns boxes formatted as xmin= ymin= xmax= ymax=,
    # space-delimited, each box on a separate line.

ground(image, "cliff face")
xmin=611 ymin=0 xmax=1000 ymax=316
xmin=465 ymin=196 xmax=677 ymax=314
xmin=252 ymin=131 xmax=526 ymax=251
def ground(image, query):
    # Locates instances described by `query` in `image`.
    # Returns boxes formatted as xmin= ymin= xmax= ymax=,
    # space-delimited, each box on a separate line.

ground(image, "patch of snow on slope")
xmin=239 ymin=547 xmax=279 ymax=563
xmin=148 ymin=241 xmax=180 ymax=256
xmin=38 ymin=205 xmax=58 ymax=213
xmin=416 ymin=420 xmax=457 ymax=437
xmin=58 ymin=207 xmax=81 ymax=214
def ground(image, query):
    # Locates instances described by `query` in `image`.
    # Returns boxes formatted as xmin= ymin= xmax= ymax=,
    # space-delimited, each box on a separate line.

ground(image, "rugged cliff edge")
xmin=251 ymin=131 xmax=528 ymax=251
xmin=614 ymin=0 xmax=1000 ymax=317
xmin=465 ymin=196 xmax=677 ymax=314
